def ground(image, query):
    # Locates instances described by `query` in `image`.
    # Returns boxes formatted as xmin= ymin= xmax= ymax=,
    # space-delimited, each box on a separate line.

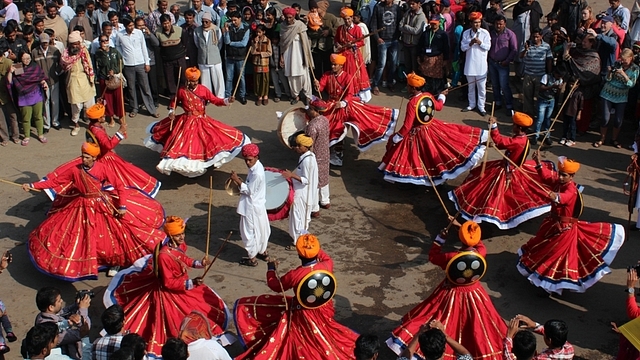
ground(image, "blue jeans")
xmin=225 ymin=58 xmax=246 ymax=99
xmin=488 ymin=60 xmax=513 ymax=109
xmin=535 ymin=98 xmax=555 ymax=139
xmin=373 ymin=40 xmax=398 ymax=87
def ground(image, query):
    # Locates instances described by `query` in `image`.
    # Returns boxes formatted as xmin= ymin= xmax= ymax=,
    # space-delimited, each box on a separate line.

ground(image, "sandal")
xmin=108 ymin=121 xmax=116 ymax=128
xmin=256 ymin=252 xmax=270 ymax=261
xmin=128 ymin=112 xmax=137 ymax=118
xmin=0 ymin=141 xmax=7 ymax=147
xmin=285 ymin=245 xmax=295 ymax=251
xmin=239 ymin=258 xmax=259 ymax=267
xmin=612 ymin=140 xmax=622 ymax=149
xmin=592 ymin=140 xmax=603 ymax=148
xmin=21 ymin=138 xmax=29 ymax=146
xmin=38 ymin=136 xmax=47 ymax=144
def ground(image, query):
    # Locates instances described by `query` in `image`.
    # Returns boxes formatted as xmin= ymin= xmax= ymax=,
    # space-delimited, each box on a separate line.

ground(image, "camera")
xmin=613 ymin=61 xmax=623 ymax=71
xmin=525 ymin=40 xmax=531 ymax=47
xmin=596 ymin=12 xmax=605 ymax=20
xmin=76 ymin=290 xmax=95 ymax=301
xmin=627 ymin=264 xmax=640 ymax=273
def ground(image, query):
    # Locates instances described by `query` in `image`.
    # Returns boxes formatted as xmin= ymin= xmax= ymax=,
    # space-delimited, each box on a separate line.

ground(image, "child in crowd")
xmin=561 ymin=86 xmax=583 ymax=147
xmin=251 ymin=24 xmax=272 ymax=105
xmin=534 ymin=68 xmax=564 ymax=145
xmin=269 ymin=32 xmax=291 ymax=102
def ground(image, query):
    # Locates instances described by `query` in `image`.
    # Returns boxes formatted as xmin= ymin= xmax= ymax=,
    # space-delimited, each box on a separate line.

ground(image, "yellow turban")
xmin=81 ymin=142 xmax=100 ymax=157
xmin=185 ymin=67 xmax=201 ymax=82
xmin=558 ymin=156 xmax=580 ymax=174
xmin=296 ymin=134 xmax=313 ymax=148
xmin=330 ymin=53 xmax=346 ymax=65
xmin=512 ymin=112 xmax=533 ymax=128
xmin=164 ymin=216 xmax=186 ymax=236
xmin=406 ymin=72 xmax=425 ymax=88
xmin=86 ymin=103 xmax=105 ymax=120
xmin=458 ymin=220 xmax=481 ymax=247
xmin=469 ymin=12 xmax=483 ymax=21
xmin=296 ymin=234 xmax=320 ymax=258
xmin=340 ymin=7 xmax=354 ymax=18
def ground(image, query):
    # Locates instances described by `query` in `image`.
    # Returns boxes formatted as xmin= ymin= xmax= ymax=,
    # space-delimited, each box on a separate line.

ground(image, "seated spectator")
xmin=21 ymin=323 xmax=74 ymax=360
xmin=110 ymin=347 xmax=136 ymax=360
xmin=354 ymin=334 xmax=379 ymax=360
xmin=397 ymin=320 xmax=472 ymax=360
xmin=503 ymin=317 xmax=536 ymax=360
xmin=511 ymin=315 xmax=574 ymax=359
xmin=91 ymin=304 xmax=125 ymax=360
xmin=178 ymin=311 xmax=232 ymax=360
xmin=162 ymin=338 xmax=188 ymax=360
xmin=120 ymin=333 xmax=147 ymax=360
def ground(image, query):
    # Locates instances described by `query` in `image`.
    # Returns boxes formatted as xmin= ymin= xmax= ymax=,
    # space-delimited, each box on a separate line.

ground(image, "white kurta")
xmin=460 ymin=28 xmax=491 ymax=76
xmin=288 ymin=151 xmax=319 ymax=244
xmin=283 ymin=34 xmax=306 ymax=77
xmin=237 ymin=160 xmax=271 ymax=258
xmin=187 ymin=339 xmax=232 ymax=360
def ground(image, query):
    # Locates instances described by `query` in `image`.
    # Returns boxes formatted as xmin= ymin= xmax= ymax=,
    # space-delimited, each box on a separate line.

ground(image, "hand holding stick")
xmin=170 ymin=66 xmax=182 ymax=131
xmin=480 ymin=102 xmax=495 ymax=178
xmin=202 ymin=231 xmax=233 ymax=278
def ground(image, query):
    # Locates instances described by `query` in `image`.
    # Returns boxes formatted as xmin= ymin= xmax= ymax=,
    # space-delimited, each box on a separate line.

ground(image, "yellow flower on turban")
xmin=296 ymin=234 xmax=320 ymax=258
xmin=81 ymin=142 xmax=100 ymax=157
xmin=330 ymin=53 xmax=346 ymax=65
xmin=164 ymin=216 xmax=186 ymax=236
xmin=296 ymin=134 xmax=313 ymax=148
xmin=340 ymin=7 xmax=354 ymax=18
xmin=512 ymin=112 xmax=533 ymax=128
xmin=458 ymin=220 xmax=481 ymax=247
xmin=185 ymin=67 xmax=201 ymax=82
xmin=557 ymin=156 xmax=580 ymax=174
xmin=406 ymin=72 xmax=426 ymax=88
xmin=86 ymin=103 xmax=105 ymax=120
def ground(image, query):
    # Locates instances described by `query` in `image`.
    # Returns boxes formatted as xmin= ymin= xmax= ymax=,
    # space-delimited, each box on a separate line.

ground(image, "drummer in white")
xmin=282 ymin=134 xmax=319 ymax=249
xmin=231 ymin=144 xmax=272 ymax=267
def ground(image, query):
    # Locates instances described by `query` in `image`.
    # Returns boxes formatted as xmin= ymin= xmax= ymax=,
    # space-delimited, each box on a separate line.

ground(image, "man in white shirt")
xmin=191 ymin=0 xmax=219 ymax=27
xmin=92 ymin=0 xmax=115 ymax=36
xmin=0 ymin=0 xmax=19 ymax=27
xmin=116 ymin=17 xmax=159 ymax=117
xmin=460 ymin=11 xmax=491 ymax=116
xmin=194 ymin=11 xmax=225 ymax=97
xmin=606 ymin=0 xmax=630 ymax=30
xmin=57 ymin=0 xmax=76 ymax=25
xmin=231 ymin=144 xmax=271 ymax=267
xmin=90 ymin=21 xmax=115 ymax=54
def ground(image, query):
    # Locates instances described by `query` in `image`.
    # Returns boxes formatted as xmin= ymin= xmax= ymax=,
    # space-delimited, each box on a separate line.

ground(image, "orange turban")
xmin=512 ymin=112 xmax=533 ymax=128
xmin=458 ymin=220 xmax=481 ymax=247
xmin=340 ymin=7 xmax=354 ymax=18
xmin=406 ymin=72 xmax=425 ymax=88
xmin=81 ymin=142 xmax=100 ymax=157
xmin=557 ymin=156 xmax=580 ymax=174
xmin=330 ymin=53 xmax=346 ymax=65
xmin=296 ymin=234 xmax=320 ymax=258
xmin=86 ymin=103 xmax=105 ymax=120
xmin=469 ymin=12 xmax=482 ymax=21
xmin=164 ymin=215 xmax=186 ymax=236
xmin=185 ymin=67 xmax=201 ymax=81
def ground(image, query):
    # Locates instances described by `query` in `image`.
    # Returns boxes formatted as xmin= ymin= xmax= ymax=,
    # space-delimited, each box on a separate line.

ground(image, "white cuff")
xmin=491 ymin=123 xmax=498 ymax=129
xmin=392 ymin=134 xmax=403 ymax=144
xmin=186 ymin=279 xmax=194 ymax=290
xmin=224 ymin=98 xmax=230 ymax=105
xmin=340 ymin=100 xmax=347 ymax=108
xmin=434 ymin=235 xmax=445 ymax=245
xmin=115 ymin=132 xmax=125 ymax=140
xmin=437 ymin=94 xmax=446 ymax=104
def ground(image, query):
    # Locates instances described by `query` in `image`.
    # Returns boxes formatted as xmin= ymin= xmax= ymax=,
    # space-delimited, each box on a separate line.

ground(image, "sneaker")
xmin=382 ymin=80 xmax=387 ymax=87
xmin=5 ymin=332 xmax=16 ymax=343
xmin=564 ymin=140 xmax=575 ymax=147
xmin=329 ymin=152 xmax=343 ymax=167
xmin=71 ymin=126 xmax=80 ymax=136
xmin=559 ymin=138 xmax=566 ymax=145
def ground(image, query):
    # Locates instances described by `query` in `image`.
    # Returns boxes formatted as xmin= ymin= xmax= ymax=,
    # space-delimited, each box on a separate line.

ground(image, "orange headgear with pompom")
xmin=458 ymin=220 xmax=481 ymax=247
xmin=557 ymin=156 xmax=580 ymax=174
xmin=81 ymin=142 xmax=100 ymax=157
xmin=406 ymin=72 xmax=426 ymax=88
xmin=296 ymin=234 xmax=320 ymax=258
xmin=340 ymin=7 xmax=354 ymax=18
xmin=512 ymin=112 xmax=533 ymax=128
xmin=185 ymin=67 xmax=201 ymax=82
xmin=164 ymin=216 xmax=186 ymax=236
xmin=86 ymin=103 xmax=105 ymax=120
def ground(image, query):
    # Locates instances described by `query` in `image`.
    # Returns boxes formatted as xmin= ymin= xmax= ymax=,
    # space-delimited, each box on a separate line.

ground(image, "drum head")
xmin=445 ymin=251 xmax=487 ymax=286
xmin=265 ymin=170 xmax=290 ymax=210
xmin=277 ymin=107 xmax=307 ymax=149
xmin=296 ymin=270 xmax=337 ymax=309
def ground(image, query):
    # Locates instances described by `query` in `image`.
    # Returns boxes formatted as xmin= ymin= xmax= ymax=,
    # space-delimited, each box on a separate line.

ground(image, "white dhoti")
xmin=240 ymin=208 xmax=270 ymax=258
xmin=288 ymin=151 xmax=318 ymax=244
xmin=199 ymin=64 xmax=226 ymax=99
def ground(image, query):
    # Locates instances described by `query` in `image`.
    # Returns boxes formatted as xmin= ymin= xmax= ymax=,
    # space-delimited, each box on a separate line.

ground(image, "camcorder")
xmin=76 ymin=290 xmax=95 ymax=301
xmin=612 ymin=61 xmax=623 ymax=71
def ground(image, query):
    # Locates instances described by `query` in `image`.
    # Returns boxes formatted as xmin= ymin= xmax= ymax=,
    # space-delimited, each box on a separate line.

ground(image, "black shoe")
xmin=461 ymin=107 xmax=472 ymax=112
xmin=531 ymin=138 xmax=538 ymax=145
xmin=494 ymin=104 xmax=502 ymax=110
xmin=239 ymin=97 xmax=247 ymax=105
xmin=52 ymin=124 xmax=61 ymax=130
xmin=544 ymin=138 xmax=553 ymax=145
xmin=43 ymin=128 xmax=50 ymax=134
xmin=290 ymin=97 xmax=299 ymax=105
xmin=479 ymin=111 xmax=487 ymax=117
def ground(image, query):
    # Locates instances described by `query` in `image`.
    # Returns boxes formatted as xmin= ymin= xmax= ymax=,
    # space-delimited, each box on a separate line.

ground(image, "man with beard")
xmin=281 ymin=6 xmax=314 ymax=105
xmin=44 ymin=1 xmax=69 ymax=44
xmin=195 ymin=11 xmax=225 ymax=98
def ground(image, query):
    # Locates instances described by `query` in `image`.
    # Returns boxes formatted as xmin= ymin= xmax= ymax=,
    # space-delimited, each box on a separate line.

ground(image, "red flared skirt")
xmin=341 ymin=50 xmax=370 ymax=92
xmin=448 ymin=160 xmax=554 ymax=229
xmin=380 ymin=119 xmax=487 ymax=186
xmin=517 ymin=217 xmax=625 ymax=294
xmin=387 ymin=281 xmax=506 ymax=360
xmin=43 ymin=153 xmax=161 ymax=200
xmin=104 ymin=255 xmax=230 ymax=357
xmin=326 ymin=101 xmax=398 ymax=151
xmin=29 ymin=189 xmax=165 ymax=281
xmin=98 ymin=79 xmax=125 ymax=118
xmin=234 ymin=295 xmax=358 ymax=360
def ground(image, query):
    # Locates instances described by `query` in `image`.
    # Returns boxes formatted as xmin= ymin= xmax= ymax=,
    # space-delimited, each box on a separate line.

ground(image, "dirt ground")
xmin=0 ymin=0 xmax=639 ymax=358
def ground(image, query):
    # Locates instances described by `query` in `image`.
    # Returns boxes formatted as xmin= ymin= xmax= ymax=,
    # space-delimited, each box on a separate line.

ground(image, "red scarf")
xmin=61 ymin=47 xmax=94 ymax=78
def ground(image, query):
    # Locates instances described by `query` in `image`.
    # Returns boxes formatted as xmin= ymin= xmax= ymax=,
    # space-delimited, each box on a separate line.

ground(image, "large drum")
xmin=225 ymin=168 xmax=294 ymax=221
xmin=277 ymin=107 xmax=307 ymax=149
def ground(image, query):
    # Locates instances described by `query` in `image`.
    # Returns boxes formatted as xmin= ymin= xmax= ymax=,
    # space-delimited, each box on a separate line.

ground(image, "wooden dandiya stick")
xmin=229 ymin=50 xmax=252 ymax=107
xmin=202 ymin=231 xmax=233 ymax=278
xmin=491 ymin=146 xmax=550 ymax=194
xmin=169 ymin=66 xmax=182 ymax=131
xmin=119 ymin=60 xmax=127 ymax=126
xmin=480 ymin=102 xmax=495 ymax=178
xmin=537 ymin=80 xmax=579 ymax=150
xmin=205 ymin=175 xmax=213 ymax=259
xmin=418 ymin=157 xmax=451 ymax=217
xmin=272 ymin=264 xmax=289 ymax=311
xmin=448 ymin=78 xmax=481 ymax=92
xmin=2 ymin=178 xmax=41 ymax=192
xmin=445 ymin=211 xmax=462 ymax=232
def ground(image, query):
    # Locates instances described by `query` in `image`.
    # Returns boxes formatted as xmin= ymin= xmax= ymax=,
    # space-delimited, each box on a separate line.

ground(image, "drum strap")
xmin=296 ymin=154 xmax=313 ymax=168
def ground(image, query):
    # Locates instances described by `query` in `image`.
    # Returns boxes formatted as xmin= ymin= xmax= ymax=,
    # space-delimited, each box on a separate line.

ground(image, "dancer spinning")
xmin=517 ymin=154 xmax=625 ymax=294
xmin=448 ymin=113 xmax=554 ymax=229
xmin=144 ymin=67 xmax=251 ymax=177
xmin=233 ymin=234 xmax=359 ymax=359
xmin=379 ymin=73 xmax=487 ymax=186
xmin=22 ymin=142 xmax=165 ymax=281
xmin=43 ymin=103 xmax=160 ymax=200
xmin=334 ymin=7 xmax=371 ymax=102
xmin=104 ymin=216 xmax=230 ymax=357
xmin=387 ymin=221 xmax=507 ymax=360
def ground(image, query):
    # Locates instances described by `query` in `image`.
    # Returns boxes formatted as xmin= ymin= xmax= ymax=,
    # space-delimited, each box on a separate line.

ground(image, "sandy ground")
xmin=1 ymin=0 xmax=639 ymax=358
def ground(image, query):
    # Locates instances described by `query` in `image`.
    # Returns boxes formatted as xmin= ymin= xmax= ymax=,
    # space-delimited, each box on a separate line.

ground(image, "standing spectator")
xmin=91 ymin=305 xmax=125 ymax=360
xmin=594 ymin=48 xmax=639 ymax=148
xmin=597 ymin=16 xmax=619 ymax=75
xmin=251 ymin=24 xmax=271 ymax=105
xmin=44 ymin=2 xmax=70 ymax=45
xmin=21 ymin=7 xmax=35 ymax=30
xmin=505 ymin=315 xmax=574 ymax=359
xmin=135 ymin=16 xmax=160 ymax=107
xmin=223 ymin=11 xmax=249 ymax=104
xmin=44 ymin=28 xmax=65 ymax=53
xmin=191 ymin=0 xmax=218 ymax=27
xmin=484 ymin=0 xmax=505 ymax=29
xmin=550 ymin=0 xmax=588 ymax=39
xmin=4 ymin=24 xmax=27 ymax=62
xmin=607 ymin=0 xmax=630 ymax=31
xmin=0 ymin=0 xmax=19 ymax=27
xmin=577 ymin=5 xmax=596 ymax=36
xmin=280 ymin=7 xmax=313 ymax=105
xmin=171 ymin=4 xmax=185 ymax=26
xmin=418 ymin=14 xmax=449 ymax=94
xmin=195 ymin=11 xmax=225 ymax=98
xmin=7 ymin=51 xmax=48 ymax=145
xmin=489 ymin=14 xmax=517 ymax=112
xmin=451 ymin=11 xmax=466 ymax=87
xmin=95 ymin=34 xmax=125 ymax=125
xmin=146 ymin=0 xmax=175 ymax=34
xmin=353 ymin=12 xmax=371 ymax=69
xmin=32 ymin=33 xmax=62 ymax=132
xmin=307 ymin=0 xmax=339 ymax=80
xmin=122 ymin=0 xmax=144 ymax=21
xmin=93 ymin=0 xmax=115 ymax=37
xmin=22 ymin=25 xmax=38 ymax=50
xmin=117 ymin=17 xmax=158 ymax=117
xmin=399 ymin=0 xmax=426 ymax=76
xmin=91 ymin=21 xmax=114 ymax=54
xmin=461 ymin=12 xmax=491 ymax=116
xmin=156 ymin=14 xmax=188 ymax=99
xmin=269 ymin=32 xmax=290 ymax=102
xmin=61 ymin=31 xmax=96 ymax=136
xmin=69 ymin=5 xmax=94 ymax=42
xmin=561 ymin=86 xmax=582 ymax=147
xmin=519 ymin=28 xmax=552 ymax=115
xmin=108 ymin=11 xmax=125 ymax=33
xmin=534 ymin=68 xmax=564 ymax=145
xmin=34 ymin=18 xmax=45 ymax=41
xmin=85 ymin=0 xmax=97 ymax=32
xmin=57 ymin=0 xmax=77 ymax=26
xmin=182 ymin=9 xmax=199 ymax=68
xmin=370 ymin=0 xmax=400 ymax=94
xmin=304 ymin=103 xmax=330 ymax=216
xmin=34 ymin=0 xmax=47 ymax=19
xmin=541 ymin=13 xmax=558 ymax=44
xmin=0 ymin=41 xmax=19 ymax=145
xmin=512 ymin=0 xmax=543 ymax=75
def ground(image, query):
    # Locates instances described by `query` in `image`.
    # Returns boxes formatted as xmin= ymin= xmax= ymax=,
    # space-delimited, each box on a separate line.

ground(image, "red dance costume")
xmin=335 ymin=24 xmax=371 ymax=96
xmin=104 ymin=242 xmax=230 ymax=357
xmin=387 ymin=239 xmax=506 ymax=360
xmin=379 ymin=93 xmax=487 ymax=186
xmin=29 ymin=162 xmax=165 ymax=281
xmin=233 ymin=250 xmax=358 ymax=359
xmin=448 ymin=126 xmax=554 ymax=229
xmin=144 ymin=85 xmax=251 ymax=178
xmin=317 ymin=70 xmax=397 ymax=151
xmin=517 ymin=167 xmax=625 ymax=294
xmin=43 ymin=122 xmax=161 ymax=200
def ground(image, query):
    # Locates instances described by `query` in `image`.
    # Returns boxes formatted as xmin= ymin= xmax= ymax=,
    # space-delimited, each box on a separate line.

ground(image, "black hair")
xmin=530 ymin=27 xmax=542 ymax=36
xmin=134 ymin=16 xmax=146 ymax=24
xmin=56 ymin=0 xmax=64 ymax=6
xmin=6 ymin=19 xmax=18 ymax=29
xmin=159 ymin=13 xmax=172 ymax=23
xmin=227 ymin=10 xmax=241 ymax=19
xmin=544 ymin=319 xmax=568 ymax=348
xmin=22 ymin=24 xmax=35 ymax=35
xmin=161 ymin=338 xmax=188 ymax=360
xmin=418 ymin=329 xmax=447 ymax=360
xmin=36 ymin=287 xmax=60 ymax=312
xmin=0 ymin=39 xmax=8 ymax=54
xmin=265 ymin=6 xmax=277 ymax=18
xmin=73 ymin=25 xmax=85 ymax=32
xmin=110 ymin=347 xmax=136 ymax=360
xmin=455 ymin=10 xmax=466 ymax=25
xmin=34 ymin=18 xmax=45 ymax=26
xmin=546 ymin=12 xmax=558 ymax=20
xmin=22 ymin=323 xmax=58 ymax=358
xmin=121 ymin=333 xmax=148 ymax=360
xmin=46 ymin=2 xmax=58 ymax=10
xmin=23 ymin=7 xmax=34 ymax=15
xmin=102 ymin=304 xmax=125 ymax=335
xmin=512 ymin=330 xmax=537 ymax=360
xmin=102 ymin=20 xmax=113 ymax=29
xmin=43 ymin=28 xmax=55 ymax=36
xmin=122 ymin=17 xmax=133 ymax=26
xmin=354 ymin=334 xmax=380 ymax=360
xmin=291 ymin=2 xmax=301 ymax=8
xmin=255 ymin=23 xmax=266 ymax=33
xmin=3 ymin=23 xmax=16 ymax=36
xmin=184 ymin=9 xmax=196 ymax=17
xmin=108 ymin=10 xmax=119 ymax=19
xmin=86 ymin=0 xmax=95 ymax=5
xmin=494 ymin=14 xmax=506 ymax=23
xmin=35 ymin=0 xmax=45 ymax=6
xmin=76 ymin=4 xmax=86 ymax=13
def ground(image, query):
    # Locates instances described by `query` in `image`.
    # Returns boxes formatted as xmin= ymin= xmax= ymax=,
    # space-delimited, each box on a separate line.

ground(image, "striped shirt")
xmin=521 ymin=42 xmax=552 ymax=76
